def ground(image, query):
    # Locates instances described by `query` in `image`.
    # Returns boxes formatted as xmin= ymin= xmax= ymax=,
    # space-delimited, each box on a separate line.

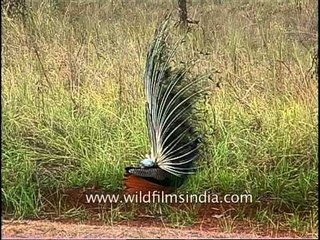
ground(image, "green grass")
xmin=2 ymin=0 xmax=318 ymax=235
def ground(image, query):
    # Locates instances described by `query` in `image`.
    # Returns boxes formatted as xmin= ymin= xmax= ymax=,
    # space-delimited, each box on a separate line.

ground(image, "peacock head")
xmin=140 ymin=155 xmax=156 ymax=168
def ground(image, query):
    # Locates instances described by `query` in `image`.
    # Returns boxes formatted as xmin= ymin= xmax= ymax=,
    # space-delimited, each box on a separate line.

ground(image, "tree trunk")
xmin=178 ymin=0 xmax=188 ymax=27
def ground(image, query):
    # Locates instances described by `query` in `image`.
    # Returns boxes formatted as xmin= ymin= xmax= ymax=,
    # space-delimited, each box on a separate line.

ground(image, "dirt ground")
xmin=2 ymin=219 xmax=307 ymax=239
xmin=2 ymin=189 xmax=314 ymax=238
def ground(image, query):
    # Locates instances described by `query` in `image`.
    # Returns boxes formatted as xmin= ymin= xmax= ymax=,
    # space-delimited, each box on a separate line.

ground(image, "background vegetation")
xmin=2 ymin=0 xmax=318 ymax=235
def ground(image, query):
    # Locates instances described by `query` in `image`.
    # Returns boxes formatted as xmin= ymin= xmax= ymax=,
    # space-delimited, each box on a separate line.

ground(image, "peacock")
xmin=124 ymin=15 xmax=207 ymax=194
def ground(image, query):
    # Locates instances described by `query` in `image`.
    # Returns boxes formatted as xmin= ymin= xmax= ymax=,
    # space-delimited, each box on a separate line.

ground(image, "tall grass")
xmin=2 ymin=0 xmax=318 ymax=230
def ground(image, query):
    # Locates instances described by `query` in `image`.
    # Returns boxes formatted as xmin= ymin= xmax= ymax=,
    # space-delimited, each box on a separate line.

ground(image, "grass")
xmin=1 ymin=0 xmax=318 ymax=235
